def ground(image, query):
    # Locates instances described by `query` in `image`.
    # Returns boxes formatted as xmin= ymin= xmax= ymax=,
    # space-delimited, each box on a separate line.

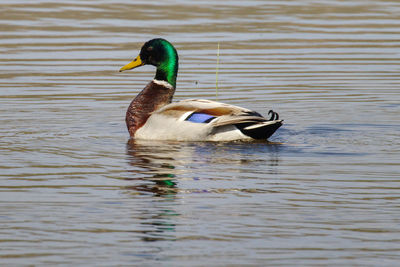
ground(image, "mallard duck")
xmin=119 ymin=38 xmax=283 ymax=141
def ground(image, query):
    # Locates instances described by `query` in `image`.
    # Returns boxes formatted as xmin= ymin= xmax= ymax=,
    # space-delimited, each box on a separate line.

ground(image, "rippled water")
xmin=1 ymin=0 xmax=400 ymax=265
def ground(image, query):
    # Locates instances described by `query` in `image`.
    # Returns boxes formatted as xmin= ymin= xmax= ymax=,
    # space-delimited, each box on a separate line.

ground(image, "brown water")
xmin=1 ymin=0 xmax=400 ymax=265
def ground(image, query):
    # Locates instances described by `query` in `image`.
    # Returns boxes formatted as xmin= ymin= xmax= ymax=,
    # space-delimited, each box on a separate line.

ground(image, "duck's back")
xmin=134 ymin=99 xmax=282 ymax=141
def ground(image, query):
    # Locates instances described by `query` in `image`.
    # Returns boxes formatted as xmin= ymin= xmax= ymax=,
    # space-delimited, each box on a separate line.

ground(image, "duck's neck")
xmin=155 ymin=68 xmax=177 ymax=88
xmin=155 ymin=45 xmax=178 ymax=88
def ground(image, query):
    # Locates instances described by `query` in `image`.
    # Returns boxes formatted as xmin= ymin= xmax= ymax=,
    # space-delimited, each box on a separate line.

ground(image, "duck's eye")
xmin=147 ymin=46 xmax=153 ymax=52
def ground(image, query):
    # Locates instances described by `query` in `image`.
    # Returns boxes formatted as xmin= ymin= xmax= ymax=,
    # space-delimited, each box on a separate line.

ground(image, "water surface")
xmin=1 ymin=0 xmax=400 ymax=265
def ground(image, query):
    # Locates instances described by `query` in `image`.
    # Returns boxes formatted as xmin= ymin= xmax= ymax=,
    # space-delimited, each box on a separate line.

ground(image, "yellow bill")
xmin=119 ymin=55 xmax=144 ymax=72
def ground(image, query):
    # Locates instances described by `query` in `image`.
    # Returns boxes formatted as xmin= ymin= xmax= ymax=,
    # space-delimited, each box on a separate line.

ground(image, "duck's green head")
xmin=119 ymin=38 xmax=179 ymax=88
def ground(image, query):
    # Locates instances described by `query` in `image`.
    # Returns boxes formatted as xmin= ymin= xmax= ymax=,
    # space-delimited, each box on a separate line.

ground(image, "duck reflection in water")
xmin=125 ymin=139 xmax=282 ymax=196
xmin=125 ymin=139 xmax=183 ymax=242
xmin=125 ymin=139 xmax=183 ymax=196
xmin=124 ymin=139 xmax=282 ymax=241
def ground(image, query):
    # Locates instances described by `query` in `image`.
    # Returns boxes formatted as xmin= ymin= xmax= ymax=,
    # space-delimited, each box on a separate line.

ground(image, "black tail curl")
xmin=268 ymin=110 xmax=279 ymax=121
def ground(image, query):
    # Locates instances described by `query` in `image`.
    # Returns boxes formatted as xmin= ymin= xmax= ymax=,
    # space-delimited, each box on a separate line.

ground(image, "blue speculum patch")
xmin=185 ymin=112 xmax=216 ymax=123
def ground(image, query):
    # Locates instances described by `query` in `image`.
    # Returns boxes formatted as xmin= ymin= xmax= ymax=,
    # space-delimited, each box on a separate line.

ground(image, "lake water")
xmin=1 ymin=0 xmax=400 ymax=265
